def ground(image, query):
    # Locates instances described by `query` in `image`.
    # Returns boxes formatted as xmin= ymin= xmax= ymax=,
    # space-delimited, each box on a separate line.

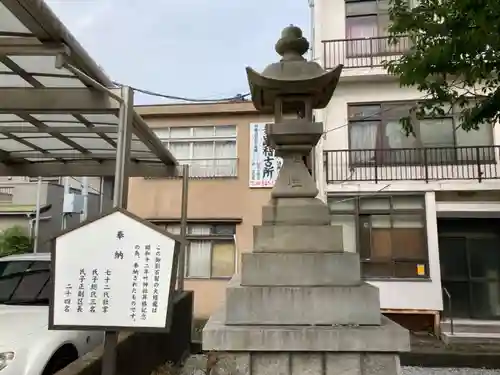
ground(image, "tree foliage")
xmin=385 ymin=0 xmax=500 ymax=134
xmin=0 ymin=226 xmax=32 ymax=257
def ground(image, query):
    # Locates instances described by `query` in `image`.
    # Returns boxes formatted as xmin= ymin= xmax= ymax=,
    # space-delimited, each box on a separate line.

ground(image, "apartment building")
xmin=128 ymin=102 xmax=276 ymax=318
xmin=311 ymin=0 xmax=500 ymax=337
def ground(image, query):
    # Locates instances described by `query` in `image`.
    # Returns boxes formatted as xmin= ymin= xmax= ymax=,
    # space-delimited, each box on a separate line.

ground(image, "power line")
xmin=112 ymin=80 xmax=250 ymax=103
xmin=321 ymin=94 xmax=435 ymax=135
xmin=322 ymin=104 xmax=410 ymax=135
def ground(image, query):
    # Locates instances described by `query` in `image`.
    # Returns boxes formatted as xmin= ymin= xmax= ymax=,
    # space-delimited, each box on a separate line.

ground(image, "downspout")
xmin=309 ymin=0 xmax=315 ymax=62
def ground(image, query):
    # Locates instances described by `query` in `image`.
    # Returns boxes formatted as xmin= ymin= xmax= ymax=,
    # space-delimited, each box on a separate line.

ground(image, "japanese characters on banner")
xmin=249 ymin=123 xmax=283 ymax=188
xmin=51 ymin=210 xmax=178 ymax=330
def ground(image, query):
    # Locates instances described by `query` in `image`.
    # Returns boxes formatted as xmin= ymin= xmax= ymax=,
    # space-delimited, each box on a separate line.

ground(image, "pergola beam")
xmin=0 ymin=126 xmax=119 ymax=134
xmin=132 ymin=112 xmax=177 ymax=167
xmin=0 ymin=160 xmax=178 ymax=177
xmin=6 ymin=152 xmax=155 ymax=160
xmin=0 ymin=87 xmax=121 ymax=114
xmin=0 ymin=37 xmax=69 ymax=56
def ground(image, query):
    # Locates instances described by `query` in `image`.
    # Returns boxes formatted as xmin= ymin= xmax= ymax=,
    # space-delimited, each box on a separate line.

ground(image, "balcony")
xmin=322 ymin=36 xmax=410 ymax=70
xmin=324 ymin=146 xmax=500 ymax=183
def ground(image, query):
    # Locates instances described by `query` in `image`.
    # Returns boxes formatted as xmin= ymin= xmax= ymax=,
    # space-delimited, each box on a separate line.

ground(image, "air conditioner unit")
xmin=63 ymin=193 xmax=84 ymax=214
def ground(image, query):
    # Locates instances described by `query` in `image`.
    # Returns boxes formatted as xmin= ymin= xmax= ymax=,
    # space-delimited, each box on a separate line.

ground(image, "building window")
xmin=156 ymin=125 xmax=237 ymax=178
xmin=345 ymin=0 xmax=392 ymax=56
xmin=348 ymin=101 xmax=495 ymax=165
xmin=163 ymin=223 xmax=236 ymax=279
xmin=328 ymin=195 xmax=429 ymax=279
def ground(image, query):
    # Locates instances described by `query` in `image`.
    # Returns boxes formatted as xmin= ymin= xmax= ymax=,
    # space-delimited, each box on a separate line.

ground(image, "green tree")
xmin=0 ymin=226 xmax=32 ymax=257
xmin=385 ymin=0 xmax=500 ymax=134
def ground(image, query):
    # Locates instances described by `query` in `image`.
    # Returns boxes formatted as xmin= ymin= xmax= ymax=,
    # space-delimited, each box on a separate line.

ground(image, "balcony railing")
xmin=322 ymin=36 xmax=410 ymax=70
xmin=324 ymin=146 xmax=500 ymax=183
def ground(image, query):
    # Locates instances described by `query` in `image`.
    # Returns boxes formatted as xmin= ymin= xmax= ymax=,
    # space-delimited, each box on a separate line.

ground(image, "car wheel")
xmin=42 ymin=345 xmax=79 ymax=375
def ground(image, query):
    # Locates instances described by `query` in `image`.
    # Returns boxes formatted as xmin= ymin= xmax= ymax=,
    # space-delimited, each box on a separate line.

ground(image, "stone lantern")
xmin=246 ymin=25 xmax=342 ymax=200
xmin=202 ymin=25 xmax=410 ymax=375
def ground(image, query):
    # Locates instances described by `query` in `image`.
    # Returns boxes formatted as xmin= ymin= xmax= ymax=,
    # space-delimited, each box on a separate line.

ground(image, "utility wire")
xmin=112 ymin=80 xmax=250 ymax=103
xmin=322 ymin=103 xmax=412 ymax=135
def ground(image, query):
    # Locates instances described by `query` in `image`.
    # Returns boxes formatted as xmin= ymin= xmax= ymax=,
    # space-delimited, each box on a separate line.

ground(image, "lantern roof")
xmin=246 ymin=25 xmax=343 ymax=113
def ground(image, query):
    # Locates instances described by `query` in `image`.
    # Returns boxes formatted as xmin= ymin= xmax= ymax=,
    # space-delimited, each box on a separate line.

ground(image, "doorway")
xmin=438 ymin=218 xmax=500 ymax=320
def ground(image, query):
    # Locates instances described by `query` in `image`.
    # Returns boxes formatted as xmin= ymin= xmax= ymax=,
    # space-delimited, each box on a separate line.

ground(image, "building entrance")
xmin=438 ymin=218 xmax=500 ymax=320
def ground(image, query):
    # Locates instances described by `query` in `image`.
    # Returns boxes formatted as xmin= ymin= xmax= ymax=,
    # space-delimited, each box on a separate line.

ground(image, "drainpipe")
xmin=309 ymin=0 xmax=315 ymax=62
xmin=81 ymin=176 xmax=89 ymax=222
xmin=61 ymin=177 xmax=70 ymax=230
xmin=33 ymin=177 xmax=42 ymax=253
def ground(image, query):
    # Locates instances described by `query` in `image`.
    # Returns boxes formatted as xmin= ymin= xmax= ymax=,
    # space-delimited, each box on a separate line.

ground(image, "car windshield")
xmin=0 ymin=260 xmax=51 ymax=306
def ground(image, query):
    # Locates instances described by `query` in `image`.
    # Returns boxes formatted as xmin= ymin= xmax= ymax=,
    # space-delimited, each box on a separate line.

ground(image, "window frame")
xmin=345 ymin=0 xmax=393 ymax=57
xmin=347 ymin=100 xmax=496 ymax=166
xmin=156 ymin=125 xmax=238 ymax=178
xmin=328 ymin=194 xmax=430 ymax=280
xmin=160 ymin=223 xmax=237 ymax=280
xmin=0 ymin=261 xmax=51 ymax=304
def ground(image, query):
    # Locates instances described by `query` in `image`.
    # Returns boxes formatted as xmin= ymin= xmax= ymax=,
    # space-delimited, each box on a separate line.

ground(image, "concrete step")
xmin=442 ymin=331 xmax=500 ymax=345
xmin=253 ymin=224 xmax=343 ymax=252
xmin=441 ymin=320 xmax=500 ymax=334
xmin=240 ymin=252 xmax=361 ymax=287
xmin=261 ymin=198 xmax=331 ymax=226
xmin=225 ymin=276 xmax=381 ymax=326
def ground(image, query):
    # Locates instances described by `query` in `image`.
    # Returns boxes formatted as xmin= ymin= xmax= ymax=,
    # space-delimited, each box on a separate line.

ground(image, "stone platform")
xmin=204 ymin=309 xmax=410 ymax=353
xmin=204 ymin=309 xmax=409 ymax=375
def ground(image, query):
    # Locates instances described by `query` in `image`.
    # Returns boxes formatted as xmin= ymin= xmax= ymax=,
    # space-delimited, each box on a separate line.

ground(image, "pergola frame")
xmin=1 ymin=2 xmax=190 ymax=375
xmin=0 ymin=0 xmax=179 ymax=178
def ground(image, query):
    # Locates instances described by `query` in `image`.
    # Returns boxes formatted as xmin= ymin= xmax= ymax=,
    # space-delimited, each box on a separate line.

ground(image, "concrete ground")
xmin=402 ymin=368 xmax=500 ymax=375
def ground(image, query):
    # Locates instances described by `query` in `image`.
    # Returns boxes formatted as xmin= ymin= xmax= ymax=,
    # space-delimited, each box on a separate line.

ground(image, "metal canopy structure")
xmin=0 ymin=0 xmax=178 ymax=177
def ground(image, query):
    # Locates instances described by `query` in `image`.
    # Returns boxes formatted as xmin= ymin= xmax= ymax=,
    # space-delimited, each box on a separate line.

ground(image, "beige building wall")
xmin=129 ymin=102 xmax=273 ymax=318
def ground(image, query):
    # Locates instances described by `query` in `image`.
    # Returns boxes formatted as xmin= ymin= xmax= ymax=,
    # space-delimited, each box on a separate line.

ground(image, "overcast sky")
xmin=46 ymin=0 xmax=310 ymax=105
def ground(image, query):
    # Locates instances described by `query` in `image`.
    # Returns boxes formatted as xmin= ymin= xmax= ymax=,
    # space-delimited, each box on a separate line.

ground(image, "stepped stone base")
xmin=241 ymin=252 xmax=361 ymax=286
xmin=210 ymin=352 xmax=402 ymax=375
xmin=203 ymin=308 xmax=410 ymax=352
xmin=253 ymin=225 xmax=343 ymax=252
xmin=261 ymin=197 xmax=331 ymax=225
xmin=225 ymin=276 xmax=381 ymax=326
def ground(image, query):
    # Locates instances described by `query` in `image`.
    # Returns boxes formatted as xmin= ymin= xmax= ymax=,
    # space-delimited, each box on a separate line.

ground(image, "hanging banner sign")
xmin=249 ymin=123 xmax=283 ymax=188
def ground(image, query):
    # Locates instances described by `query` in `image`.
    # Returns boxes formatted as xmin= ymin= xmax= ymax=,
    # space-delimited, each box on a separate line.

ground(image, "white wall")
xmin=368 ymin=192 xmax=443 ymax=311
xmin=313 ymin=0 xmax=347 ymax=59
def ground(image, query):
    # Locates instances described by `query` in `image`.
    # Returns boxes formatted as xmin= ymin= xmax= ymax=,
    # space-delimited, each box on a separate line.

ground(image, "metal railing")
xmin=146 ymin=158 xmax=238 ymax=179
xmin=442 ymin=287 xmax=454 ymax=335
xmin=0 ymin=186 xmax=14 ymax=195
xmin=322 ymin=36 xmax=411 ymax=70
xmin=324 ymin=146 xmax=500 ymax=183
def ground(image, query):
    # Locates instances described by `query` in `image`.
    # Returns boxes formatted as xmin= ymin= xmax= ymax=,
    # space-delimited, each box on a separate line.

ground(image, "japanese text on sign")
xmin=52 ymin=210 xmax=177 ymax=329
xmin=249 ymin=123 xmax=282 ymax=188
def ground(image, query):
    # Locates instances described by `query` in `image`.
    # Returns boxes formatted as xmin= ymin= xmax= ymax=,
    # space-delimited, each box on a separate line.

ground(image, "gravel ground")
xmin=402 ymin=367 xmax=500 ymax=375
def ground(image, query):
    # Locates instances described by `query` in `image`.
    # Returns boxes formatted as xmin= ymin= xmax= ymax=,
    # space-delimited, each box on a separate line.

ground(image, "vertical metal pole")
xmin=33 ymin=177 xmax=42 ymax=253
xmin=101 ymin=85 xmax=133 ymax=375
xmin=99 ymin=177 xmax=104 ymax=213
xmin=178 ymin=164 xmax=189 ymax=291
xmin=61 ymin=177 xmax=70 ymax=230
xmin=81 ymin=176 xmax=89 ymax=222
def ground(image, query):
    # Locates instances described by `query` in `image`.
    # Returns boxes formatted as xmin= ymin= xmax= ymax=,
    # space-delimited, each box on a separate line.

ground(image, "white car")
xmin=0 ymin=253 xmax=104 ymax=375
